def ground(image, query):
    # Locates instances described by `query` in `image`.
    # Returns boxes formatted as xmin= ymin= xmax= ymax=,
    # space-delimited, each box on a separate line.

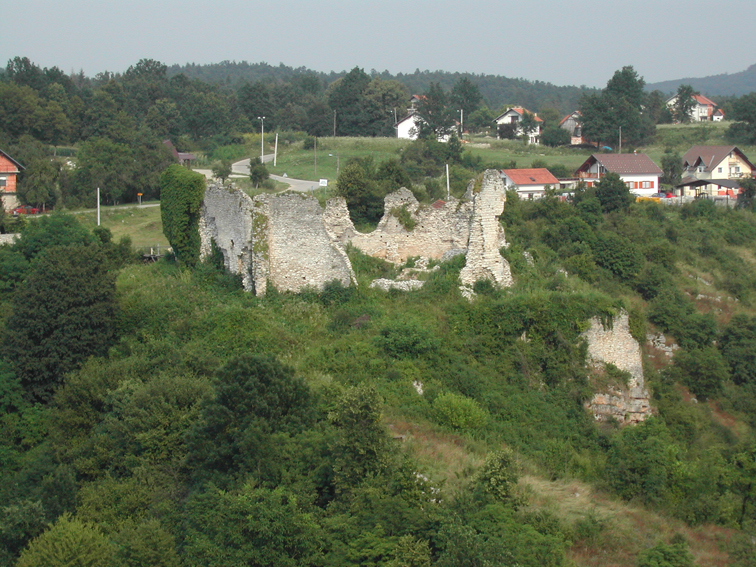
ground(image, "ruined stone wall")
xmin=202 ymin=169 xmax=513 ymax=295
xmin=199 ymin=185 xmax=259 ymax=291
xmin=324 ymin=188 xmax=473 ymax=264
xmin=257 ymin=192 xmax=355 ymax=294
xmin=459 ymin=170 xmax=513 ymax=288
xmin=200 ymin=185 xmax=354 ymax=295
xmin=581 ymin=310 xmax=652 ymax=423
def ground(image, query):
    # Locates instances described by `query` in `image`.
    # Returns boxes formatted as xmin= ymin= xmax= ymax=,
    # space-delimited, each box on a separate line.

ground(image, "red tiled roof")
xmin=692 ymin=94 xmax=717 ymax=107
xmin=502 ymin=168 xmax=559 ymax=186
xmin=577 ymin=154 xmax=663 ymax=175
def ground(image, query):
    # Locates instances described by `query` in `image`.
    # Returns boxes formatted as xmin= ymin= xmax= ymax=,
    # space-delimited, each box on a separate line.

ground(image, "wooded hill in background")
xmin=646 ymin=63 xmax=756 ymax=97
xmin=167 ymin=60 xmax=597 ymax=115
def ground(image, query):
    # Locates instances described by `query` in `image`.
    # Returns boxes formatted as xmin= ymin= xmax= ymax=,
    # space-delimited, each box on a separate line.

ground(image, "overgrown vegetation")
xmin=1 ymin=189 xmax=756 ymax=566
xmin=159 ymin=164 xmax=205 ymax=265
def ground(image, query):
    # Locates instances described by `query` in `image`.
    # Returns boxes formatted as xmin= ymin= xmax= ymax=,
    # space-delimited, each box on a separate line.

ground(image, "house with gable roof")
xmin=677 ymin=145 xmax=756 ymax=196
xmin=494 ymin=107 xmax=543 ymax=145
xmin=665 ymin=93 xmax=724 ymax=122
xmin=0 ymin=149 xmax=25 ymax=212
xmin=559 ymin=111 xmax=585 ymax=145
xmin=575 ymin=153 xmax=663 ymax=197
xmin=501 ymin=168 xmax=560 ymax=200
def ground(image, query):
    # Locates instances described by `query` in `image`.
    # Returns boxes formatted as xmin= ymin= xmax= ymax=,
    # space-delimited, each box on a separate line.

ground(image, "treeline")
xmin=168 ymin=60 xmax=597 ymax=114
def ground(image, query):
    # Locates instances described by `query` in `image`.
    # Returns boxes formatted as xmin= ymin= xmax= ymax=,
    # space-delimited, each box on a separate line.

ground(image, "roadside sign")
xmin=319 ymin=179 xmax=328 ymax=187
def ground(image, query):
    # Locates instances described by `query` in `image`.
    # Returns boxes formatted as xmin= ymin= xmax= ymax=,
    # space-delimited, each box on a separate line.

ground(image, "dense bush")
xmin=159 ymin=164 xmax=206 ymax=266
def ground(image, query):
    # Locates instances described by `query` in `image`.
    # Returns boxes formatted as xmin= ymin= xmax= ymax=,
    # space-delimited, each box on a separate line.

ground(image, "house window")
xmin=718 ymin=167 xmax=723 ymax=173
xmin=0 ymin=177 xmax=6 ymax=188
xmin=626 ymin=181 xmax=633 ymax=189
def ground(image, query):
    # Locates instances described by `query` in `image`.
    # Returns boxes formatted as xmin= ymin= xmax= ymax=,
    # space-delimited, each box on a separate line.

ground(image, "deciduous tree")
xmin=672 ymin=84 xmax=698 ymax=124
xmin=4 ymin=244 xmax=118 ymax=401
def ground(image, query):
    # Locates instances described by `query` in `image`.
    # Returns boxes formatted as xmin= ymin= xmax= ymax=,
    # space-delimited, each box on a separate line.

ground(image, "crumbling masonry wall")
xmin=459 ymin=170 xmax=513 ymax=288
xmin=323 ymin=188 xmax=474 ymax=264
xmin=201 ymin=169 xmax=513 ymax=295
xmin=200 ymin=186 xmax=354 ymax=295
xmin=581 ymin=310 xmax=652 ymax=423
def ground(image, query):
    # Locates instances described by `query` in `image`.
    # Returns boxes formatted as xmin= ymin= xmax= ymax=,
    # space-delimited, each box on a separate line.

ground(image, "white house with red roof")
xmin=575 ymin=153 xmax=663 ymax=197
xmin=665 ymin=93 xmax=724 ymax=122
xmin=494 ymin=107 xmax=543 ymax=144
xmin=501 ymin=168 xmax=559 ymax=199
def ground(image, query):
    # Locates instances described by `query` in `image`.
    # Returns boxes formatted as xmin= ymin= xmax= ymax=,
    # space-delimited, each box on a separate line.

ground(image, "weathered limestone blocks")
xmin=324 ymin=188 xmax=474 ymax=264
xmin=202 ymin=169 xmax=513 ymax=296
xmin=459 ymin=170 xmax=513 ymax=288
xmin=581 ymin=310 xmax=652 ymax=424
xmin=369 ymin=279 xmax=426 ymax=292
xmin=200 ymin=186 xmax=355 ymax=295
xmin=199 ymin=185 xmax=258 ymax=291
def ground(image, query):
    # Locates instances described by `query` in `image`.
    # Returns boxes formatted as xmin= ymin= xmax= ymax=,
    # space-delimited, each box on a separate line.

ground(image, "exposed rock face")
xmin=581 ymin=310 xmax=652 ymax=424
xmin=200 ymin=185 xmax=354 ymax=295
xmin=459 ymin=170 xmax=513 ymax=288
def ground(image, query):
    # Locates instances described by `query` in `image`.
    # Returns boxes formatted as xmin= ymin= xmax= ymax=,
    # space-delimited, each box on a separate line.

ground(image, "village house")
xmin=559 ymin=111 xmax=585 ymax=145
xmin=396 ymin=112 xmax=422 ymax=140
xmin=0 ymin=149 xmax=24 ymax=212
xmin=677 ymin=145 xmax=755 ymax=197
xmin=665 ymin=93 xmax=724 ymax=122
xmin=575 ymin=153 xmax=663 ymax=197
xmin=494 ymin=107 xmax=543 ymax=145
xmin=501 ymin=168 xmax=559 ymax=200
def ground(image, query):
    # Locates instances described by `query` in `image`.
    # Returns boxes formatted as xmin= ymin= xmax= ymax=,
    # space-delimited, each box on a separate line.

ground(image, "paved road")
xmin=231 ymin=157 xmax=322 ymax=193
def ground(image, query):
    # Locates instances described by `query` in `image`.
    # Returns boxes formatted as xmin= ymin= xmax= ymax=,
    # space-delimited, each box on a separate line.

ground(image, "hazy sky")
xmin=4 ymin=0 xmax=755 ymax=88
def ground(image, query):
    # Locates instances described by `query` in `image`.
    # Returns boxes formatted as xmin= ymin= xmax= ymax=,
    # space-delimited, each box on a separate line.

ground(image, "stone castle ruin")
xmin=199 ymin=169 xmax=512 ymax=295
xmin=198 ymin=170 xmax=651 ymax=423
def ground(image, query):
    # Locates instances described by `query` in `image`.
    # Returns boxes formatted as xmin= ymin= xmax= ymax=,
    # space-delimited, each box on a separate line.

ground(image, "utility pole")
xmin=333 ymin=110 xmax=336 ymax=137
xmin=257 ymin=116 xmax=265 ymax=162
xmin=618 ymin=126 xmax=622 ymax=153
xmin=446 ymin=164 xmax=450 ymax=199
xmin=274 ymin=132 xmax=278 ymax=167
xmin=97 ymin=187 xmax=101 ymax=226
xmin=459 ymin=109 xmax=464 ymax=137
xmin=314 ymin=136 xmax=317 ymax=176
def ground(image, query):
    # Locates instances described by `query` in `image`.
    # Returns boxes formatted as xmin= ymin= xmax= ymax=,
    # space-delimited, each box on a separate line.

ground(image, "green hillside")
xmin=3 ymin=186 xmax=756 ymax=566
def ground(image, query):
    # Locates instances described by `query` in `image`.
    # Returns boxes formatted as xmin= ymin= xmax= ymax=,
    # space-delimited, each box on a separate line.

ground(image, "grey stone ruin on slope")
xmin=199 ymin=169 xmax=513 ymax=296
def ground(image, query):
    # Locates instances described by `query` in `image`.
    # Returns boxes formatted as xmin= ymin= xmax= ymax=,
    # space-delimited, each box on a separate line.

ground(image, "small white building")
xmin=665 ymin=93 xmax=724 ymax=122
xmin=575 ymin=153 xmax=663 ymax=197
xmin=396 ymin=113 xmax=422 ymax=140
xmin=501 ymin=168 xmax=560 ymax=200
xmin=494 ymin=107 xmax=543 ymax=145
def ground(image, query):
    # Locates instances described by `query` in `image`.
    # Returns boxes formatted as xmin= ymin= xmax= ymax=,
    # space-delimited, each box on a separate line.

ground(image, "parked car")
xmin=650 ymin=192 xmax=673 ymax=198
xmin=13 ymin=205 xmax=41 ymax=215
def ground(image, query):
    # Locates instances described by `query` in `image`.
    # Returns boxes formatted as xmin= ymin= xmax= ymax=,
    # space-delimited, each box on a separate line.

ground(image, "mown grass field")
xmin=70 ymin=203 xmax=169 ymax=249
